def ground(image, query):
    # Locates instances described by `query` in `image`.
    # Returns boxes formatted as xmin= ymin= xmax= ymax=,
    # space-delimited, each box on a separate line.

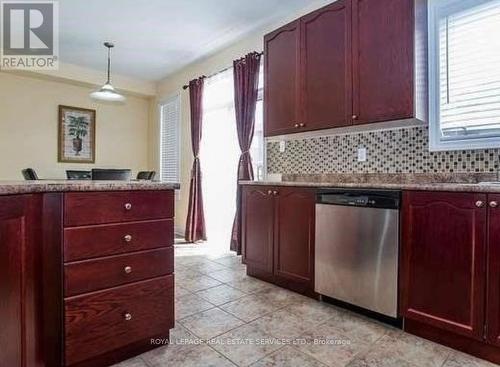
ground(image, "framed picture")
xmin=58 ymin=105 xmax=96 ymax=163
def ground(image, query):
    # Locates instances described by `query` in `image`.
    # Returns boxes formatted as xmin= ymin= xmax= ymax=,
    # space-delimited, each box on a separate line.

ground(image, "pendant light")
xmin=90 ymin=42 xmax=126 ymax=103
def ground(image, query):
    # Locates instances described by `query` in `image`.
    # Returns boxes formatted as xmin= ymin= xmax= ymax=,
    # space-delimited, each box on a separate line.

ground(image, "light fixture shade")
xmin=90 ymin=42 xmax=126 ymax=104
xmin=90 ymin=82 xmax=126 ymax=103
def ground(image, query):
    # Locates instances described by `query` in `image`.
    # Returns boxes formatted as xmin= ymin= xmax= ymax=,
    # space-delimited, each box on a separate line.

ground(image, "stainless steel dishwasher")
xmin=315 ymin=189 xmax=400 ymax=318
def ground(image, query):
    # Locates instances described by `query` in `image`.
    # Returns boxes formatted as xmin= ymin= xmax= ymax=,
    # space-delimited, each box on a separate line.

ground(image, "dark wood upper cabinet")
xmin=264 ymin=0 xmax=426 ymax=136
xmin=264 ymin=20 xmax=300 ymax=137
xmin=351 ymin=0 xmax=414 ymax=124
xmin=301 ymin=0 xmax=352 ymax=130
xmin=487 ymin=194 xmax=500 ymax=347
xmin=242 ymin=186 xmax=275 ymax=276
xmin=274 ymin=188 xmax=315 ymax=287
xmin=0 ymin=195 xmax=42 ymax=367
xmin=401 ymin=191 xmax=487 ymax=340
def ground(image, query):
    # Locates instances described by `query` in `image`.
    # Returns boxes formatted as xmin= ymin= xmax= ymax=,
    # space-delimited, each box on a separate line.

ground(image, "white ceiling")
xmin=58 ymin=0 xmax=313 ymax=81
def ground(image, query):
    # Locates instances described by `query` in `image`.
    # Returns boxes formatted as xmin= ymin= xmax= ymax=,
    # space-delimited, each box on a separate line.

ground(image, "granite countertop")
xmin=239 ymin=173 xmax=500 ymax=193
xmin=0 ymin=180 xmax=180 ymax=196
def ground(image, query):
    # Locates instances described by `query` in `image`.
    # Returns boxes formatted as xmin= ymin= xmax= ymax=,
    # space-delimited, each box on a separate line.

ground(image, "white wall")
xmin=0 ymin=72 xmax=154 ymax=180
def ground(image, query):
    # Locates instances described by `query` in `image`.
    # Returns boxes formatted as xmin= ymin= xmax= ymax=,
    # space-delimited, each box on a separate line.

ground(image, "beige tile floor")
xmin=113 ymin=244 xmax=498 ymax=367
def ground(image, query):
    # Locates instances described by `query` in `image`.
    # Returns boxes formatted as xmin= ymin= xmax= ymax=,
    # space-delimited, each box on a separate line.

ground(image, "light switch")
xmin=279 ymin=140 xmax=286 ymax=153
xmin=357 ymin=147 xmax=367 ymax=162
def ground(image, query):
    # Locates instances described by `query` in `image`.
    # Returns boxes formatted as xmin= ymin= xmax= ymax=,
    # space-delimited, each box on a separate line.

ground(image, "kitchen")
xmin=1 ymin=0 xmax=500 ymax=366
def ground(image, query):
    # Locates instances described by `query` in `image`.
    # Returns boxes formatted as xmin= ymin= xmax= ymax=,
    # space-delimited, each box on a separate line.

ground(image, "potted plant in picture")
xmin=68 ymin=115 xmax=89 ymax=156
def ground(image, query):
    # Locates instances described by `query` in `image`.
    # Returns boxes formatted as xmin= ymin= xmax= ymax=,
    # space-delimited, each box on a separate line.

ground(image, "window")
xmin=429 ymin=0 xmax=500 ymax=151
xmin=159 ymin=94 xmax=180 ymax=183
xmin=201 ymin=68 xmax=240 ymax=247
xmin=250 ymin=62 xmax=265 ymax=180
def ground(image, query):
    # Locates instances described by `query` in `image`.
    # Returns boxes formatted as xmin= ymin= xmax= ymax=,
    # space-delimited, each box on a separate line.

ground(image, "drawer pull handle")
xmin=490 ymin=201 xmax=498 ymax=208
xmin=475 ymin=200 xmax=485 ymax=208
xmin=124 ymin=203 xmax=132 ymax=210
xmin=124 ymin=234 xmax=132 ymax=242
xmin=124 ymin=313 xmax=132 ymax=321
xmin=124 ymin=266 xmax=132 ymax=274
xmin=267 ymin=190 xmax=272 ymax=195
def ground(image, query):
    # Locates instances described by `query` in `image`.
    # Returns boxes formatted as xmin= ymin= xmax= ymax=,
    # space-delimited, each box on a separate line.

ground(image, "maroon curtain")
xmin=230 ymin=52 xmax=262 ymax=254
xmin=185 ymin=77 xmax=207 ymax=243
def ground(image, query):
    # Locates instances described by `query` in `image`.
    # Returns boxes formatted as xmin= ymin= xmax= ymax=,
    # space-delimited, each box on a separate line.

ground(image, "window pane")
xmin=438 ymin=0 xmax=500 ymax=139
xmin=160 ymin=95 xmax=180 ymax=182
xmin=250 ymin=61 xmax=264 ymax=180
xmin=250 ymin=100 xmax=264 ymax=179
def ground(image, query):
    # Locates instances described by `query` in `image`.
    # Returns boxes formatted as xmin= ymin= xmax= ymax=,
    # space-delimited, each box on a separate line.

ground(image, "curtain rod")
xmin=182 ymin=51 xmax=263 ymax=90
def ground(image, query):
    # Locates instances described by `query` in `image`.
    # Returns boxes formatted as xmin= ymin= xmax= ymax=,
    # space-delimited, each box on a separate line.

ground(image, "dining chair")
xmin=66 ymin=170 xmax=92 ymax=180
xmin=91 ymin=168 xmax=131 ymax=180
xmin=136 ymin=171 xmax=156 ymax=180
xmin=22 ymin=168 xmax=39 ymax=180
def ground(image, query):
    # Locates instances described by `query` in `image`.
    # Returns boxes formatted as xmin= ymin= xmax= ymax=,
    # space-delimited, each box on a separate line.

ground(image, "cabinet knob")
xmin=124 ymin=234 xmax=132 ymax=242
xmin=273 ymin=190 xmax=279 ymax=196
xmin=352 ymin=115 xmax=358 ymax=120
xmin=267 ymin=190 xmax=272 ymax=195
xmin=124 ymin=266 xmax=132 ymax=274
xmin=299 ymin=123 xmax=305 ymax=128
xmin=475 ymin=200 xmax=485 ymax=208
xmin=124 ymin=313 xmax=132 ymax=321
xmin=124 ymin=203 xmax=132 ymax=210
xmin=490 ymin=201 xmax=498 ymax=208
xmin=294 ymin=123 xmax=299 ymax=128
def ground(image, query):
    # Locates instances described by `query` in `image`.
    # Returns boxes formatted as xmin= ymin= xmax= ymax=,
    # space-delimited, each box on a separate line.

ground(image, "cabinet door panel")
xmin=0 ymin=196 xmax=42 ymax=367
xmin=352 ymin=0 xmax=414 ymax=124
xmin=488 ymin=194 xmax=500 ymax=346
xmin=401 ymin=192 xmax=486 ymax=340
xmin=302 ymin=0 xmax=352 ymax=130
xmin=0 ymin=205 xmax=24 ymax=367
xmin=264 ymin=21 xmax=300 ymax=136
xmin=275 ymin=188 xmax=315 ymax=287
xmin=242 ymin=187 xmax=274 ymax=275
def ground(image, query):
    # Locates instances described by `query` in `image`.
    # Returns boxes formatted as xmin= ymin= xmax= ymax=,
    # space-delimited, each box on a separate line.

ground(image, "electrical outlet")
xmin=279 ymin=140 xmax=286 ymax=153
xmin=357 ymin=147 xmax=367 ymax=162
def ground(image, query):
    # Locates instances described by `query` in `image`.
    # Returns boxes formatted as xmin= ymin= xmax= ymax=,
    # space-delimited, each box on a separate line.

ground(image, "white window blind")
xmin=159 ymin=95 xmax=180 ymax=182
xmin=429 ymin=0 xmax=500 ymax=150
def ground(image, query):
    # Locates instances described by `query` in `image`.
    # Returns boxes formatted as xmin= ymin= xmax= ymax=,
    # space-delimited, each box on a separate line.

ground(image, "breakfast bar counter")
xmin=0 ymin=180 xmax=179 ymax=195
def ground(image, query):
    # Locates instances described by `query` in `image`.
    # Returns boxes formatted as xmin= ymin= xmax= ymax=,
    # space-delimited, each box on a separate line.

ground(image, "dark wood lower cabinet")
xmin=274 ymin=188 xmax=315 ymax=291
xmin=487 ymin=194 xmax=500 ymax=347
xmin=242 ymin=185 xmax=315 ymax=295
xmin=0 ymin=195 xmax=43 ymax=367
xmin=401 ymin=191 xmax=487 ymax=340
xmin=65 ymin=276 xmax=174 ymax=367
xmin=401 ymin=191 xmax=500 ymax=365
xmin=0 ymin=190 xmax=175 ymax=367
xmin=242 ymin=186 xmax=275 ymax=278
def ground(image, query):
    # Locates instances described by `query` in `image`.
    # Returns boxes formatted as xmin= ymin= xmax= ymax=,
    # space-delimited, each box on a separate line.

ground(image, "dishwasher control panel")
xmin=317 ymin=189 xmax=400 ymax=209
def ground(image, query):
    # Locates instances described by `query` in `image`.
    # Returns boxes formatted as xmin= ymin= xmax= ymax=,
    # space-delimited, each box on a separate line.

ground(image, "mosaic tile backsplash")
xmin=266 ymin=126 xmax=500 ymax=175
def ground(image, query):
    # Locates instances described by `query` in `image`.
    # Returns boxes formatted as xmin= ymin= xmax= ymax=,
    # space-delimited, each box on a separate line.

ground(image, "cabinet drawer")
xmin=65 ymin=276 xmax=174 ymax=366
xmin=65 ymin=248 xmax=174 ymax=296
xmin=64 ymin=219 xmax=173 ymax=262
xmin=64 ymin=191 xmax=174 ymax=226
